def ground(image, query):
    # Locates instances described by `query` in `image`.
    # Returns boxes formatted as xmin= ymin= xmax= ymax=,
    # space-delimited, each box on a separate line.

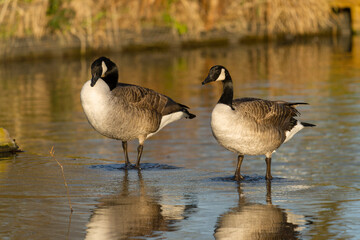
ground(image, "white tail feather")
xmin=284 ymin=121 xmax=304 ymax=143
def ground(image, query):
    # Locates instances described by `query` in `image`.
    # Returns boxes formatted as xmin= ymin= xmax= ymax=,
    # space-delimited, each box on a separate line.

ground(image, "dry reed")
xmin=0 ymin=0 xmax=48 ymax=38
xmin=217 ymin=0 xmax=334 ymax=36
xmin=0 ymin=0 xmax=336 ymax=48
xmin=50 ymin=146 xmax=73 ymax=213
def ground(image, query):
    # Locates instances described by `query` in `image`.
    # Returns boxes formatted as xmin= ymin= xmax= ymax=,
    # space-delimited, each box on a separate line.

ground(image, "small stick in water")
xmin=50 ymin=146 xmax=73 ymax=212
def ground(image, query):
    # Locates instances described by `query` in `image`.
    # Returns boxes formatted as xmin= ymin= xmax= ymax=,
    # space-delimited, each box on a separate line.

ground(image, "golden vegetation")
xmin=0 ymin=0 xmax=48 ymax=38
xmin=0 ymin=0 xmax=335 ymax=48
xmin=220 ymin=0 xmax=334 ymax=36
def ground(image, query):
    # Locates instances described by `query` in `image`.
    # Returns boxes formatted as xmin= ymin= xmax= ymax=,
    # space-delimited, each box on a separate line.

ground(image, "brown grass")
xmin=0 ymin=0 xmax=48 ymax=38
xmin=0 ymin=0 xmax=335 ymax=48
xmin=217 ymin=0 xmax=334 ymax=36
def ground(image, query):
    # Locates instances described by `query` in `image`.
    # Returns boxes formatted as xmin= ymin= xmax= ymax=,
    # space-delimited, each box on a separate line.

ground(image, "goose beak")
xmin=91 ymin=74 xmax=99 ymax=87
xmin=202 ymin=75 xmax=212 ymax=85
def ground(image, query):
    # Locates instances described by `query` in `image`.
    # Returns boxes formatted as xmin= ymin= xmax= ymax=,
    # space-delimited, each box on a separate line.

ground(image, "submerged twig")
xmin=66 ymin=210 xmax=73 ymax=240
xmin=50 ymin=146 xmax=73 ymax=212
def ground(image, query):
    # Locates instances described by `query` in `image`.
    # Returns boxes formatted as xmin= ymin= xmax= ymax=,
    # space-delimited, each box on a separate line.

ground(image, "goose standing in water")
xmin=81 ymin=57 xmax=195 ymax=168
xmin=202 ymin=65 xmax=315 ymax=180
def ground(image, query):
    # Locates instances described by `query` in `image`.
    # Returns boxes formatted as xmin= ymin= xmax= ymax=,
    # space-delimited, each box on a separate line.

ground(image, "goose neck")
xmin=103 ymin=70 xmax=118 ymax=91
xmin=218 ymin=79 xmax=234 ymax=108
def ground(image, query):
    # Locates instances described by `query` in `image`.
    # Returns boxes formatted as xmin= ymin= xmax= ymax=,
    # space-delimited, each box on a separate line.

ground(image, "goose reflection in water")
xmin=214 ymin=182 xmax=306 ymax=240
xmin=85 ymin=170 xmax=197 ymax=240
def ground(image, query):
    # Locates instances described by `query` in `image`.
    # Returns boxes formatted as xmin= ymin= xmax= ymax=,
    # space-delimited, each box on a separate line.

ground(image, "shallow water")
xmin=0 ymin=36 xmax=359 ymax=239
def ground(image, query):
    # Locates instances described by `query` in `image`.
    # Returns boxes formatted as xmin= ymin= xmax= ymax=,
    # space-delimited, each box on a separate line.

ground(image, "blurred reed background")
xmin=0 ymin=0 xmax=344 ymax=59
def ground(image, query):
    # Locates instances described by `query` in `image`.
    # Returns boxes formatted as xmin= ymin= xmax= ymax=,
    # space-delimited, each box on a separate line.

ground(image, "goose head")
xmin=202 ymin=65 xmax=234 ymax=109
xmin=90 ymin=56 xmax=118 ymax=90
xmin=202 ymin=65 xmax=231 ymax=85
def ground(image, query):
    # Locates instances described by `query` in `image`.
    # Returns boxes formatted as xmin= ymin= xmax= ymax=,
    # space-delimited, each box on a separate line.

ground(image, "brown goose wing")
xmin=112 ymin=83 xmax=195 ymax=134
xmin=233 ymin=98 xmax=301 ymax=132
xmin=113 ymin=83 xmax=168 ymax=113
xmin=114 ymin=83 xmax=194 ymax=117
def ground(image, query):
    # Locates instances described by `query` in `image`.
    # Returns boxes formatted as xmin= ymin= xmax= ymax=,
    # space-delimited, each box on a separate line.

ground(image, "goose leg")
xmin=266 ymin=180 xmax=272 ymax=204
xmin=122 ymin=141 xmax=130 ymax=166
xmin=135 ymin=144 xmax=143 ymax=169
xmin=265 ymin=157 xmax=273 ymax=180
xmin=234 ymin=155 xmax=244 ymax=181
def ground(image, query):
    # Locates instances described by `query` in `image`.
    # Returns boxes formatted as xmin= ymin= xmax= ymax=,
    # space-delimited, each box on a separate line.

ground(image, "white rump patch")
xmin=101 ymin=61 xmax=107 ymax=77
xmin=284 ymin=121 xmax=304 ymax=143
xmin=216 ymin=68 xmax=226 ymax=81
xmin=146 ymin=111 xmax=185 ymax=139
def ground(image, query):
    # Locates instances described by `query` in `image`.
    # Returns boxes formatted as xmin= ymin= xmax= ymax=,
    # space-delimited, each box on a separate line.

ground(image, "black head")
xmin=202 ymin=65 xmax=230 ymax=85
xmin=202 ymin=65 xmax=234 ymax=109
xmin=90 ymin=56 xmax=118 ymax=90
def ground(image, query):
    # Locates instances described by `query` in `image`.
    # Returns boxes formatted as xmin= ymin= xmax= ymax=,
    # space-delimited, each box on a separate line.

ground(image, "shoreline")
xmin=1 ymin=0 xmax=354 ymax=61
xmin=0 ymin=27 xmax=347 ymax=62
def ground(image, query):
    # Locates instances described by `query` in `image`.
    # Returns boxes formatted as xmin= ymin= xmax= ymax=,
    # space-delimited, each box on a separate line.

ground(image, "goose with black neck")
xmin=81 ymin=56 xmax=196 ymax=168
xmin=202 ymin=65 xmax=315 ymax=181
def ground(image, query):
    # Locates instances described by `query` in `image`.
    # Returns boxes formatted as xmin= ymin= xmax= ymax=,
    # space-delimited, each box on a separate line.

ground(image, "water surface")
xmin=0 ymin=36 xmax=359 ymax=239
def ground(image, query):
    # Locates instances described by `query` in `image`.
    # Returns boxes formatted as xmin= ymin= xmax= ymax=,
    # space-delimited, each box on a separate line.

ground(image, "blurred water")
xmin=0 ymin=36 xmax=359 ymax=239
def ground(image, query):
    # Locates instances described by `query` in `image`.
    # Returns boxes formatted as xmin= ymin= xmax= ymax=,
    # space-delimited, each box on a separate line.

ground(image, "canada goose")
xmin=81 ymin=57 xmax=195 ymax=168
xmin=202 ymin=65 xmax=315 ymax=180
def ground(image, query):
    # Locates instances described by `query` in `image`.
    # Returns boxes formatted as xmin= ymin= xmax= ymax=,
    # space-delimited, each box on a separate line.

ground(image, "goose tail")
xmin=183 ymin=108 xmax=196 ymax=119
xmin=301 ymin=122 xmax=316 ymax=127
xmin=288 ymin=102 xmax=309 ymax=106
xmin=178 ymin=103 xmax=196 ymax=119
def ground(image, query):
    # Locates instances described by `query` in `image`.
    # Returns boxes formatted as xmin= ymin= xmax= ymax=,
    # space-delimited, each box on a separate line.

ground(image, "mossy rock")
xmin=0 ymin=128 xmax=19 ymax=153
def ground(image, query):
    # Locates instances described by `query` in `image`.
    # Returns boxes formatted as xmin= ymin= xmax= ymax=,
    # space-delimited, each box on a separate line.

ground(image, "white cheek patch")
xmin=215 ymin=68 xmax=226 ymax=81
xmin=101 ymin=61 xmax=108 ymax=77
